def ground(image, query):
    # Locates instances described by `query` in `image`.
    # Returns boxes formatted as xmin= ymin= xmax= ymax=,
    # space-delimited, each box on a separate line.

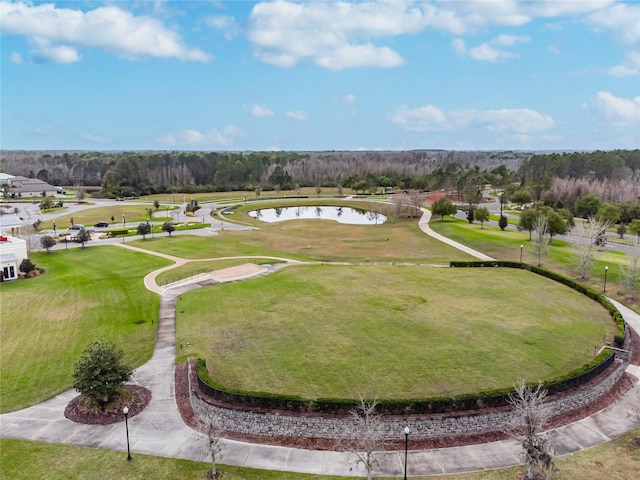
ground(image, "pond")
xmin=248 ymin=206 xmax=387 ymax=225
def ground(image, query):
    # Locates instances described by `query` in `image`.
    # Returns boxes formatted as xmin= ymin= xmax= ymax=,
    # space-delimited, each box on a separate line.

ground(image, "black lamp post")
xmin=403 ymin=425 xmax=410 ymax=480
xmin=603 ymin=266 xmax=608 ymax=293
xmin=123 ymin=406 xmax=132 ymax=462
xmin=122 ymin=215 xmax=126 ymax=229
xmin=520 ymin=244 xmax=523 ymax=263
xmin=53 ymin=221 xmax=57 ymax=235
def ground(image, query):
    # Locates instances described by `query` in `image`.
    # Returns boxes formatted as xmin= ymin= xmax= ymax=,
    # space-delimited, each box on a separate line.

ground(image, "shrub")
xmin=73 ymin=340 xmax=132 ymax=408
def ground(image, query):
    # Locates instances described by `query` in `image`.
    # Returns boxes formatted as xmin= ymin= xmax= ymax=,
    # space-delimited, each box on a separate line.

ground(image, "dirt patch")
xmin=64 ymin=385 xmax=152 ymax=425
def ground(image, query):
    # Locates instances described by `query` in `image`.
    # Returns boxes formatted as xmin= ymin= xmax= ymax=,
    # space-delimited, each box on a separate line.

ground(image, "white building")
xmin=0 ymin=235 xmax=27 ymax=280
xmin=0 ymin=213 xmax=27 ymax=281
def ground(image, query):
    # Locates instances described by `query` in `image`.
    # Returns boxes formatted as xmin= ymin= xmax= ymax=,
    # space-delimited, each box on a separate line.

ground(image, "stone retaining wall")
xmin=189 ymin=356 xmax=628 ymax=441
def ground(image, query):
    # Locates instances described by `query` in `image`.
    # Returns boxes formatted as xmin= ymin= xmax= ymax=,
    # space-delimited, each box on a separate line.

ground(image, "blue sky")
xmin=1 ymin=0 xmax=639 ymax=151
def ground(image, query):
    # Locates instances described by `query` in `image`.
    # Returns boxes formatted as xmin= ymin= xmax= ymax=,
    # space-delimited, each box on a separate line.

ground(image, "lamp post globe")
xmin=403 ymin=426 xmax=410 ymax=480
xmin=603 ymin=266 xmax=609 ymax=293
xmin=123 ymin=406 xmax=132 ymax=462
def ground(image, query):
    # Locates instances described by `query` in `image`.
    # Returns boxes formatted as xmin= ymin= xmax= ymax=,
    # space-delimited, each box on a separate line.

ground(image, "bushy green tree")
xmin=475 ymin=207 xmax=490 ymax=229
xmin=75 ymin=229 xmax=91 ymax=248
xmin=72 ymin=340 xmax=132 ymax=408
xmin=467 ymin=208 xmax=475 ymax=224
xmin=511 ymin=188 xmax=532 ymax=207
xmin=40 ymin=235 xmax=56 ymax=253
xmin=137 ymin=222 xmax=151 ymax=240
xmin=19 ymin=258 xmax=36 ymax=274
xmin=431 ymin=197 xmax=457 ymax=220
xmin=574 ymin=194 xmax=601 ymax=218
xmin=162 ymin=221 xmax=175 ymax=236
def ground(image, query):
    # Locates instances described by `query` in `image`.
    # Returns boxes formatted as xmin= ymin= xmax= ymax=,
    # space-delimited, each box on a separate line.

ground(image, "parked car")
xmin=68 ymin=224 xmax=85 ymax=231
xmin=94 ymin=221 xmax=109 ymax=228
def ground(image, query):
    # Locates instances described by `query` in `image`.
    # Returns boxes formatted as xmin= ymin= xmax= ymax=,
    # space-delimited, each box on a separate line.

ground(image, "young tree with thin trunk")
xmin=531 ymin=213 xmax=549 ymax=267
xmin=338 ymin=395 xmax=387 ymax=480
xmin=571 ymin=216 xmax=611 ymax=280
xmin=40 ymin=235 xmax=56 ymax=253
xmin=475 ymin=207 xmax=490 ymax=229
xmin=508 ymin=378 xmax=556 ymax=480
xmin=620 ymin=240 xmax=640 ymax=302
xmin=205 ymin=415 xmax=224 ymax=479
xmin=162 ymin=221 xmax=175 ymax=237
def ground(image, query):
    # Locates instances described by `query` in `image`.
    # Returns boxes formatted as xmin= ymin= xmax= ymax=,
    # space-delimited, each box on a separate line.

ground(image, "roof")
xmin=1 ymin=253 xmax=18 ymax=262
xmin=0 ymin=214 xmax=23 ymax=229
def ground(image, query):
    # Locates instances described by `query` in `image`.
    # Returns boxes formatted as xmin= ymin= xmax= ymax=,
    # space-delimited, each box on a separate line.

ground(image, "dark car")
xmin=94 ymin=221 xmax=109 ymax=228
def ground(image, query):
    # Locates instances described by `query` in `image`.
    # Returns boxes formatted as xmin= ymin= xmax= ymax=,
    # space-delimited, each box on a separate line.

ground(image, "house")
xmin=0 ymin=235 xmax=27 ymax=280
xmin=2 ymin=175 xmax=59 ymax=198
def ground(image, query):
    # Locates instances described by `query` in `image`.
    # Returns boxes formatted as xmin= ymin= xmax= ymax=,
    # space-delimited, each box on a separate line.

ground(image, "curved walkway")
xmin=1 ymin=209 xmax=639 ymax=477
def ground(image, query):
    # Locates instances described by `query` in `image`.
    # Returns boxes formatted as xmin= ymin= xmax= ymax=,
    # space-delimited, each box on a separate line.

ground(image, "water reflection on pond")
xmin=248 ymin=206 xmax=386 ymax=225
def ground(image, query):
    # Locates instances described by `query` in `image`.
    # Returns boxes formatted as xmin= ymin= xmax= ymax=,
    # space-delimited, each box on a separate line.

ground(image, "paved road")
xmin=1 ymin=201 xmax=639 ymax=477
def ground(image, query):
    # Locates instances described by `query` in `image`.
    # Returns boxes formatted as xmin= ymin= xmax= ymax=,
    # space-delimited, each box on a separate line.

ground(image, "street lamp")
xmin=53 ymin=221 xmax=57 ymax=235
xmin=122 ymin=215 xmax=126 ymax=229
xmin=520 ymin=244 xmax=523 ymax=263
xmin=123 ymin=406 xmax=132 ymax=462
xmin=403 ymin=425 xmax=410 ymax=480
xmin=603 ymin=266 xmax=609 ymax=293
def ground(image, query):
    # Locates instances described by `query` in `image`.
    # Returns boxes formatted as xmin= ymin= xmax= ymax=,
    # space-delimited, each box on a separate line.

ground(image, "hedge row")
xmin=449 ymin=261 xmax=626 ymax=346
xmin=196 ymin=347 xmax=616 ymax=414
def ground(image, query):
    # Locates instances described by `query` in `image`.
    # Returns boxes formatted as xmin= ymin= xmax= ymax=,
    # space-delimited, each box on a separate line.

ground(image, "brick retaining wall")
xmin=188 ymin=356 xmax=628 ymax=441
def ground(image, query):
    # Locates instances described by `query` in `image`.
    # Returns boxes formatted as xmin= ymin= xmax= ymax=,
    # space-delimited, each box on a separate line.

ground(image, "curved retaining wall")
xmin=189 ymin=356 xmax=628 ymax=441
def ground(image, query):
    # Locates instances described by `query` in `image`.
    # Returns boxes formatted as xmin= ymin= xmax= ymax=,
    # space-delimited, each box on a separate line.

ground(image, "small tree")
xmin=629 ymin=219 xmax=640 ymax=242
xmin=508 ymin=378 xmax=556 ymax=480
xmin=431 ymin=197 xmax=456 ymax=221
xmin=498 ymin=215 xmax=508 ymax=231
xmin=571 ymin=216 xmax=611 ymax=280
xmin=315 ymin=184 xmax=322 ymax=196
xmin=72 ymin=340 xmax=132 ymax=409
xmin=511 ymin=188 xmax=532 ymax=208
xmin=153 ymin=200 xmax=160 ymax=211
xmin=531 ymin=213 xmax=549 ymax=267
xmin=162 ymin=221 xmax=175 ymax=237
xmin=75 ymin=228 xmax=91 ymax=248
xmin=137 ymin=222 xmax=151 ymax=240
xmin=205 ymin=415 xmax=224 ymax=479
xmin=466 ymin=208 xmax=475 ymax=224
xmin=339 ymin=396 xmax=387 ymax=480
xmin=19 ymin=258 xmax=36 ymax=274
xmin=475 ymin=207 xmax=490 ymax=229
xmin=620 ymin=239 xmax=640 ymax=303
xmin=41 ymin=235 xmax=56 ymax=253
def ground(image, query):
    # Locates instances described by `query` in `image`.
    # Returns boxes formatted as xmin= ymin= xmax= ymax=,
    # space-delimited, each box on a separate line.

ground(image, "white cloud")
xmin=205 ymin=15 xmax=241 ymax=40
xmin=157 ymin=125 xmax=244 ymax=147
xmin=452 ymin=34 xmax=530 ymax=62
xmin=247 ymin=1 xmax=417 ymax=69
xmin=389 ymin=104 xmax=554 ymax=134
xmin=246 ymin=1 xmax=613 ymax=69
xmin=607 ymin=51 xmax=640 ymax=77
xmin=82 ymin=133 xmax=111 ymax=144
xmin=286 ymin=110 xmax=309 ymax=121
xmin=589 ymin=91 xmax=640 ymax=126
xmin=9 ymin=52 xmax=24 ymax=64
xmin=0 ymin=1 xmax=213 ymax=64
xmin=585 ymin=3 xmax=640 ymax=45
xmin=334 ymin=94 xmax=356 ymax=105
xmin=250 ymin=104 xmax=274 ymax=118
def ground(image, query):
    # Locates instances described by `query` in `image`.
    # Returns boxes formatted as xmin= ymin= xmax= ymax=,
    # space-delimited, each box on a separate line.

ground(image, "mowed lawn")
xmin=0 ymin=247 xmax=171 ymax=412
xmin=3 ymin=428 xmax=640 ymax=479
xmin=38 ymin=204 xmax=165 ymax=230
xmin=131 ymin=213 xmax=470 ymax=264
xmin=177 ymin=265 xmax=615 ymax=400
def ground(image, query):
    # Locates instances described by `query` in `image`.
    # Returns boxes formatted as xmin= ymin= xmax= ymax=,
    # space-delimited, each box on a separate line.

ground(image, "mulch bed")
xmin=64 ymin=385 xmax=152 ymax=425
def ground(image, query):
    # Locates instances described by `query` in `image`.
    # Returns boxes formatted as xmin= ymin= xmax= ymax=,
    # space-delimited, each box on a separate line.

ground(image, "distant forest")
xmin=1 ymin=149 xmax=638 ymax=206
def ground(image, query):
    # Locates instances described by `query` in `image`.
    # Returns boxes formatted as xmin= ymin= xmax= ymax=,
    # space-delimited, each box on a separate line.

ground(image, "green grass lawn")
xmin=3 ymin=428 xmax=639 ymax=479
xmin=179 ymin=265 xmax=615 ymax=400
xmin=0 ymin=247 xmax=171 ymax=412
xmin=131 ymin=203 xmax=469 ymax=264
xmin=429 ymin=217 xmax=633 ymax=302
